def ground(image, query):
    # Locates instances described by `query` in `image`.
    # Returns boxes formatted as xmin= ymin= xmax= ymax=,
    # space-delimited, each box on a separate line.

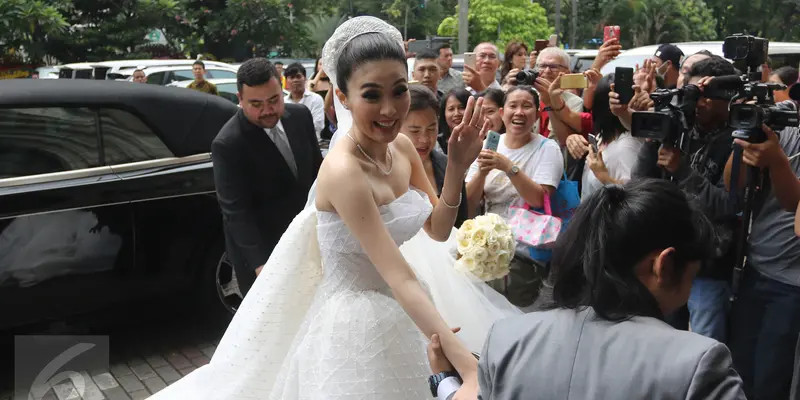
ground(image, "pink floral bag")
xmin=507 ymin=195 xmax=562 ymax=249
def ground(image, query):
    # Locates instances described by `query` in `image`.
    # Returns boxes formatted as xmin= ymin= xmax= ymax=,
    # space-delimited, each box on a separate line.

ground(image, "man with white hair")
xmin=463 ymin=42 xmax=502 ymax=94
xmin=532 ymin=46 xmax=584 ymax=139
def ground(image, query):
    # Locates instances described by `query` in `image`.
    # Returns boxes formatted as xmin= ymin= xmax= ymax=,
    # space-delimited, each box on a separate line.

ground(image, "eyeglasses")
xmin=535 ymin=63 xmax=567 ymax=71
xmin=477 ymin=53 xmax=498 ymax=61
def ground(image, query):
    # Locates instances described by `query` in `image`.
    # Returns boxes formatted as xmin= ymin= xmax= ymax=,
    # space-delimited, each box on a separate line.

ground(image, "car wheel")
xmin=214 ymin=251 xmax=243 ymax=314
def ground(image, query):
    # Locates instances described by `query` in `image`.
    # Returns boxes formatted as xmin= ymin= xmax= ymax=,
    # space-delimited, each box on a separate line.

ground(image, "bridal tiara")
xmin=321 ymin=16 xmax=405 ymax=90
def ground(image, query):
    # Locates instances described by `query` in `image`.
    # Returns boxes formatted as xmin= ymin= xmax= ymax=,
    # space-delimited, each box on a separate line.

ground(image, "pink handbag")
xmin=507 ymin=195 xmax=562 ymax=249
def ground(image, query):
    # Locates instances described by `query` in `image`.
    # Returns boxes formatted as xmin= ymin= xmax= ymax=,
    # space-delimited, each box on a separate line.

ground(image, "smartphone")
xmin=549 ymin=34 xmax=558 ymax=47
xmin=561 ymin=73 xmax=587 ymax=89
xmin=485 ymin=130 xmax=501 ymax=152
xmin=534 ymin=40 xmax=549 ymax=52
xmin=464 ymin=52 xmax=477 ymax=69
xmin=603 ymin=26 xmax=621 ymax=43
xmin=614 ymin=67 xmax=634 ymax=104
xmin=587 ymin=134 xmax=599 ymax=154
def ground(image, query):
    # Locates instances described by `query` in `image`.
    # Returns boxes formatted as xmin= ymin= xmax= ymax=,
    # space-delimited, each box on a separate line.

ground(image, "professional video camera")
xmin=717 ymin=34 xmax=799 ymax=142
xmin=630 ymin=85 xmax=702 ymax=146
xmin=719 ymin=34 xmax=800 ymax=300
xmin=515 ymin=69 xmax=539 ymax=85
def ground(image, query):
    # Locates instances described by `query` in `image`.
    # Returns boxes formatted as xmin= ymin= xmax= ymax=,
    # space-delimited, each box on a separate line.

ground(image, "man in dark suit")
xmin=212 ymin=58 xmax=323 ymax=296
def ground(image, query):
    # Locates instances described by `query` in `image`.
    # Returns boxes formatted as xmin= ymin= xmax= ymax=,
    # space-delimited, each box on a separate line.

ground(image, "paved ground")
xmin=2 ymin=336 xmax=221 ymax=400
xmin=0 ymin=300 xmax=229 ymax=400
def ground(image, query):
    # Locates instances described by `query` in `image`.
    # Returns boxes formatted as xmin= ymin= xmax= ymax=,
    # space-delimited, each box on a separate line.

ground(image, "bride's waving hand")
xmin=411 ymin=95 xmax=489 ymax=240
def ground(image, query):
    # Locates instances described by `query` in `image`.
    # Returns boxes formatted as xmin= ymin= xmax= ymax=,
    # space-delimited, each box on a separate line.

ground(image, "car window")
xmin=0 ymin=108 xmax=100 ymax=179
xmin=216 ymin=83 xmax=240 ymax=104
xmin=99 ymin=109 xmax=174 ymax=165
xmin=167 ymin=70 xmax=196 ymax=84
xmin=147 ymin=72 xmax=165 ymax=85
xmin=573 ymin=58 xmax=595 ymax=73
xmin=209 ymin=70 xmax=236 ymax=80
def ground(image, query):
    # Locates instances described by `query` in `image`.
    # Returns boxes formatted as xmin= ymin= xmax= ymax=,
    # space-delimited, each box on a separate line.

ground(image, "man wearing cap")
xmin=652 ymin=44 xmax=684 ymax=89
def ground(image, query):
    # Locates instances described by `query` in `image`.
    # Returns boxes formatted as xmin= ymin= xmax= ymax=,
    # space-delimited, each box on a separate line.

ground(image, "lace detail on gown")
xmin=267 ymin=189 xmax=433 ymax=399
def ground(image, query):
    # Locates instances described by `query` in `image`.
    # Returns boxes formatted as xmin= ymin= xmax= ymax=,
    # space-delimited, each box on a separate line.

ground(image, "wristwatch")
xmin=428 ymin=371 xmax=461 ymax=398
xmin=507 ymin=165 xmax=520 ymax=177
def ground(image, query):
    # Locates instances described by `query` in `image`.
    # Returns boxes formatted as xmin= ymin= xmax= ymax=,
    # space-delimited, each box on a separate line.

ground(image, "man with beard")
xmin=213 ymin=58 xmax=323 ymax=296
xmin=283 ymin=62 xmax=326 ymax=142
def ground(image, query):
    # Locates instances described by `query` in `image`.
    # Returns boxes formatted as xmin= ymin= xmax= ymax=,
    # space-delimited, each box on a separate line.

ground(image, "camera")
xmin=515 ymin=69 xmax=539 ymax=85
xmin=719 ymin=34 xmax=799 ymax=142
xmin=631 ymin=85 xmax=702 ymax=146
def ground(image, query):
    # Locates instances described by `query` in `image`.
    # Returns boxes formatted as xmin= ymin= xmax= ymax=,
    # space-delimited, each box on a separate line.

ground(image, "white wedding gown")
xmin=148 ymin=188 xmax=521 ymax=399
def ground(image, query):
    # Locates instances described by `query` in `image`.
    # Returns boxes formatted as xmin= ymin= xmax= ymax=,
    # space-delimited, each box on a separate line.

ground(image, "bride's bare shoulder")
xmin=316 ymin=149 xmax=369 ymax=211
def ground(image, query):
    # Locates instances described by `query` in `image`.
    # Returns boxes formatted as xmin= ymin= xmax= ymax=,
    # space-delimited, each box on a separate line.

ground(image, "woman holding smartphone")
xmin=465 ymin=85 xmax=564 ymax=308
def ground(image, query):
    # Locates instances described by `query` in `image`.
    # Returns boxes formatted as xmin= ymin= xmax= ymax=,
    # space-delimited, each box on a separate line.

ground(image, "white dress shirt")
xmin=264 ymin=120 xmax=297 ymax=178
xmin=284 ymin=90 xmax=325 ymax=140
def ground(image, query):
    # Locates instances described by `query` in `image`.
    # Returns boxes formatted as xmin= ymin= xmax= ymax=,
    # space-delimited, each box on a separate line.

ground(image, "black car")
xmin=0 ymin=79 xmax=244 ymax=331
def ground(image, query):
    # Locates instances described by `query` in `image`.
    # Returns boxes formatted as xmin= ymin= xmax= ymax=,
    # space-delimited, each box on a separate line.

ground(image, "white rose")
xmin=496 ymin=250 xmax=511 ymax=268
xmin=470 ymin=247 xmax=489 ymax=262
xmin=460 ymin=219 xmax=476 ymax=234
xmin=486 ymin=233 xmax=498 ymax=245
xmin=471 ymin=227 xmax=489 ymax=247
xmin=487 ymin=241 xmax=501 ymax=255
xmin=457 ymin=238 xmax=472 ymax=254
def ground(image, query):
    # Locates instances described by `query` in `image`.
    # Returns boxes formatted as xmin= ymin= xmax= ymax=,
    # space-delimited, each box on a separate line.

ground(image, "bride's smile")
xmin=336 ymin=59 xmax=409 ymax=145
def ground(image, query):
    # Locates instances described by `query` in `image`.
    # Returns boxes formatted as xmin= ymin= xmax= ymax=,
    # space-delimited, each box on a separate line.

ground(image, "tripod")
xmin=729 ymin=132 xmax=764 ymax=301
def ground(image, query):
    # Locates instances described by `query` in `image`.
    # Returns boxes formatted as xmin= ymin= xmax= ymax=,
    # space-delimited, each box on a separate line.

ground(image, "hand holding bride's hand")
xmin=448 ymin=96 xmax=489 ymax=170
xmin=427 ymin=328 xmax=461 ymax=374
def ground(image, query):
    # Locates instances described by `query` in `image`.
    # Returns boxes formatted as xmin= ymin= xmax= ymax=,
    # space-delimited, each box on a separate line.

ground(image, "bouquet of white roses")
xmin=453 ymin=213 xmax=516 ymax=282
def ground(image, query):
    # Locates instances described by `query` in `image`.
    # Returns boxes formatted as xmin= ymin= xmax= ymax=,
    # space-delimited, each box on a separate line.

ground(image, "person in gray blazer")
xmin=428 ymin=179 xmax=746 ymax=400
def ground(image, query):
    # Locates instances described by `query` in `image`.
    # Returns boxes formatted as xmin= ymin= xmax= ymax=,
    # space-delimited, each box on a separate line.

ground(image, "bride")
xmin=149 ymin=17 xmax=521 ymax=400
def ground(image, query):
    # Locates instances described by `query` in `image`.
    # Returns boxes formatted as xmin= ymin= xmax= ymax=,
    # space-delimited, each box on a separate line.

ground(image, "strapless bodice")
xmin=316 ymin=189 xmax=432 ymax=292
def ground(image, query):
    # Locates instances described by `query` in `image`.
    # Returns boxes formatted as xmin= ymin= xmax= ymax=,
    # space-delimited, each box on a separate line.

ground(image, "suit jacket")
xmin=477 ymin=307 xmax=745 ymax=400
xmin=212 ymin=104 xmax=323 ymax=276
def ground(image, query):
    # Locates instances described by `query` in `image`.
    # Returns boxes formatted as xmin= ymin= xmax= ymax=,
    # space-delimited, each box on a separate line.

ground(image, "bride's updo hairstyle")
xmin=335 ymin=32 xmax=407 ymax=95
xmin=543 ymin=179 xmax=717 ymax=321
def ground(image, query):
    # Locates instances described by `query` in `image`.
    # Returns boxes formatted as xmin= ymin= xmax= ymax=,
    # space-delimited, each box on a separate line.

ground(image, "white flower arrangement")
xmin=453 ymin=213 xmax=516 ymax=282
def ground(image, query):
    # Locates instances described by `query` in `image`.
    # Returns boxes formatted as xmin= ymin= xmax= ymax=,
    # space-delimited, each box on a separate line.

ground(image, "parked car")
xmin=134 ymin=65 xmax=239 ymax=86
xmin=0 ymin=79 xmax=243 ymax=331
xmin=600 ymin=41 xmax=800 ymax=75
xmin=566 ymin=49 xmax=600 ymax=73
xmin=57 ymin=59 xmax=238 ymax=80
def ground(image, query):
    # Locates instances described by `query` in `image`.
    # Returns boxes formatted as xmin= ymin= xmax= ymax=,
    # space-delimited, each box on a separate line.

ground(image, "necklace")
xmin=346 ymin=132 xmax=393 ymax=175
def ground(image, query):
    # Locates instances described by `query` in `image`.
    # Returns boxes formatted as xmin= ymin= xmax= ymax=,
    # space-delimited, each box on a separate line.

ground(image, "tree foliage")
xmin=437 ymin=0 xmax=552 ymax=50
xmin=0 ymin=0 xmax=70 ymax=62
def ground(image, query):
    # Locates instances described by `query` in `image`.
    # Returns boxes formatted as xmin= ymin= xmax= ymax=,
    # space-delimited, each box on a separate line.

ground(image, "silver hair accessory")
xmin=321 ymin=16 xmax=404 ymax=90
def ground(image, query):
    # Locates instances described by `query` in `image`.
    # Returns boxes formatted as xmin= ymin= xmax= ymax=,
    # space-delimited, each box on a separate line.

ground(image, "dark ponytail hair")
xmin=336 ymin=33 xmax=407 ymax=95
xmin=543 ymin=179 xmax=717 ymax=321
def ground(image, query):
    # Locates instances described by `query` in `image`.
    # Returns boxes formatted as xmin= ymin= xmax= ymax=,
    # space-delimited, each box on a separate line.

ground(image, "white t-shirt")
xmin=581 ymin=132 xmax=644 ymax=199
xmin=466 ymin=133 xmax=563 ymax=219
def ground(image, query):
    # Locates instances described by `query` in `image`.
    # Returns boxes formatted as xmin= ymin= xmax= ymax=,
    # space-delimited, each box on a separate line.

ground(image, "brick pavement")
xmin=0 ymin=340 xmax=219 ymax=400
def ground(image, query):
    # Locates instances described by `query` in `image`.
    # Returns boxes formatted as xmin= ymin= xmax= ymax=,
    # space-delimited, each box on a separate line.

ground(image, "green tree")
xmin=44 ymin=0 xmax=181 ymax=63
xmin=598 ymin=0 xmax=716 ymax=47
xmin=437 ymin=0 xmax=552 ymax=51
xmin=0 ymin=0 xmax=70 ymax=64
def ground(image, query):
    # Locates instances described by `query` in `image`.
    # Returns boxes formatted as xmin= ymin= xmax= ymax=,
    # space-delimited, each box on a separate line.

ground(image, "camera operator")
xmin=723 ymin=121 xmax=800 ymax=399
xmin=648 ymin=56 xmax=740 ymax=343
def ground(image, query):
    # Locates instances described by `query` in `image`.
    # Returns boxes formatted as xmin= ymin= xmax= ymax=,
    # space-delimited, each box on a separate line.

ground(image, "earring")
xmin=343 ymin=104 xmax=349 ymax=110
